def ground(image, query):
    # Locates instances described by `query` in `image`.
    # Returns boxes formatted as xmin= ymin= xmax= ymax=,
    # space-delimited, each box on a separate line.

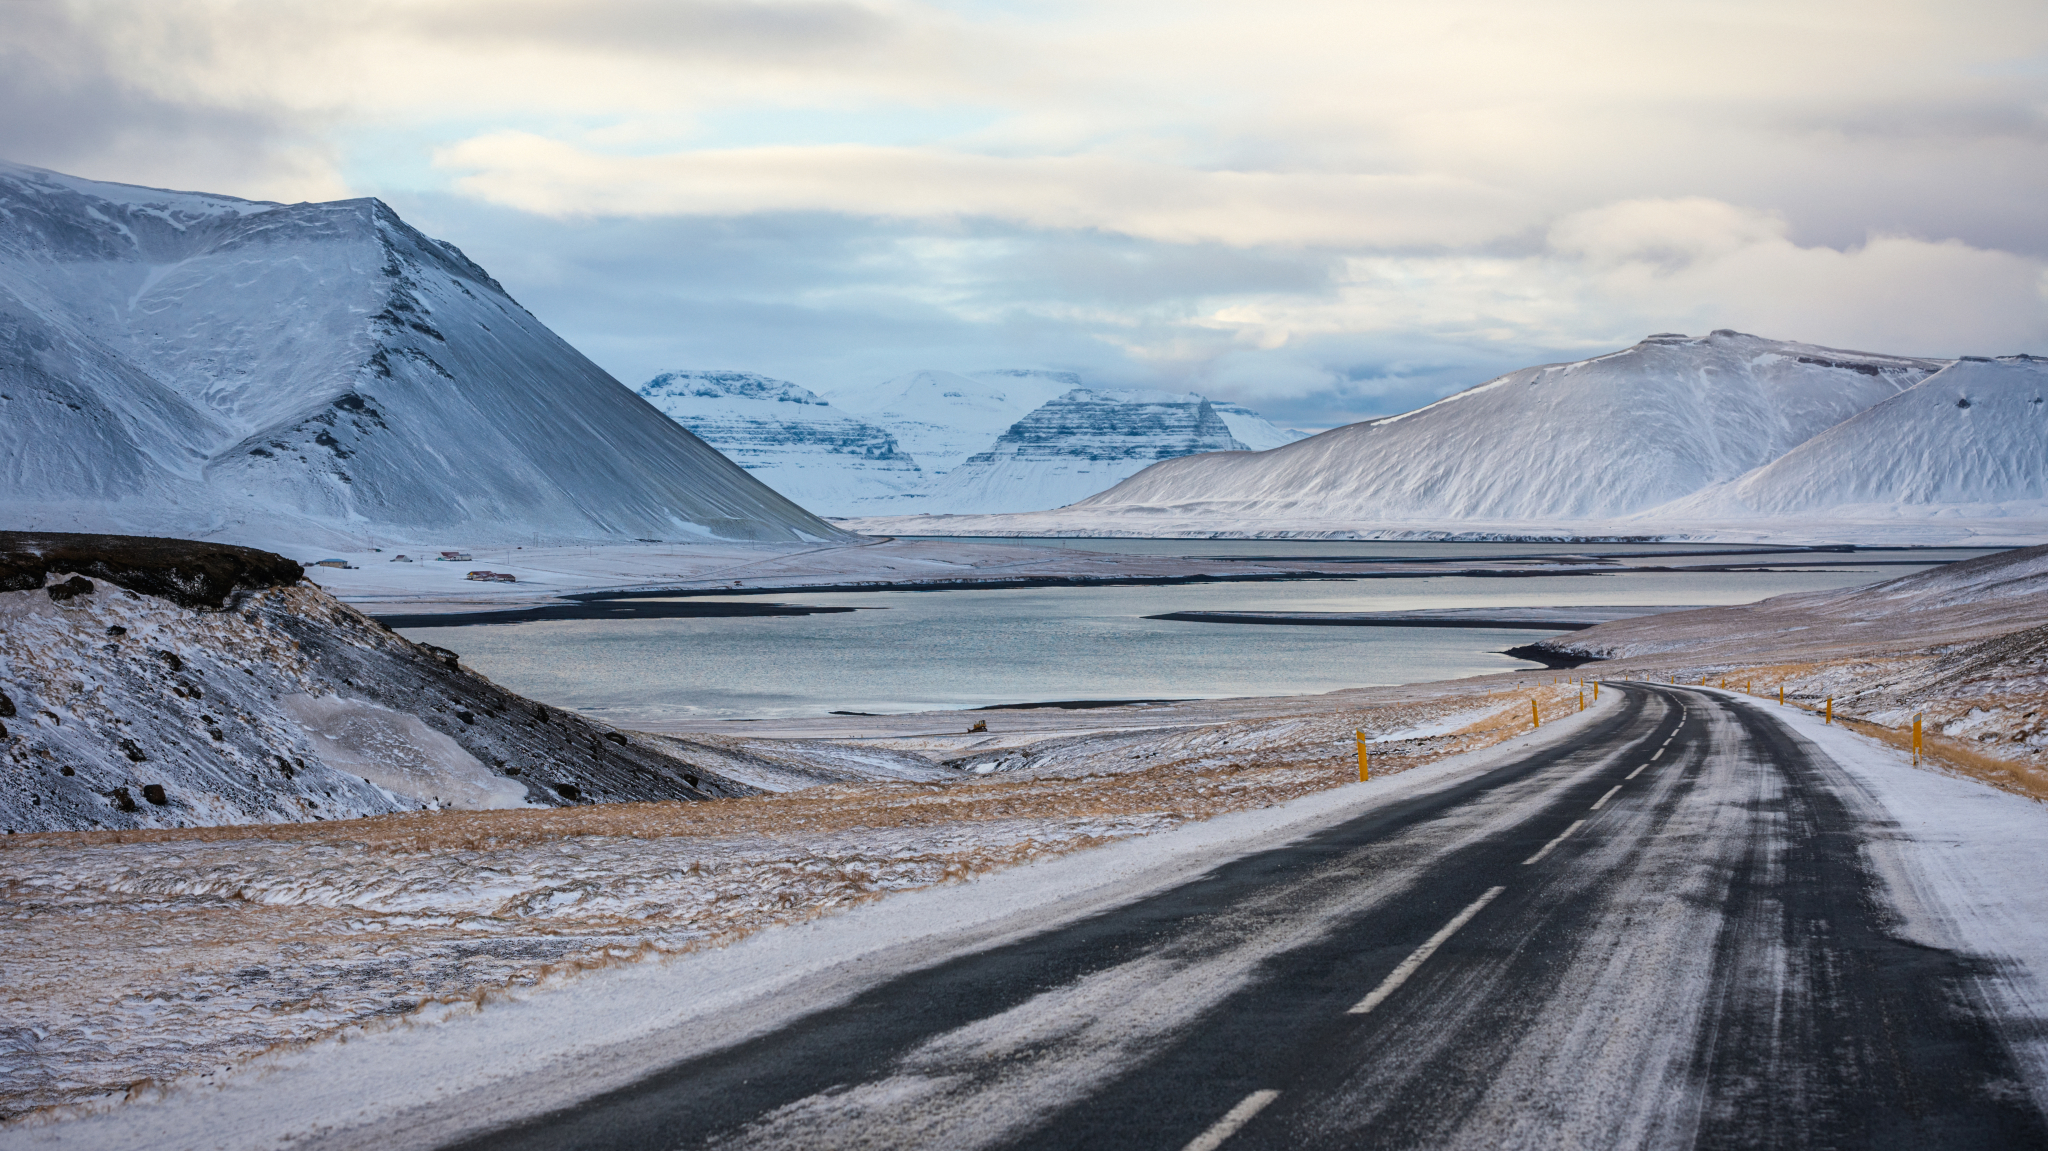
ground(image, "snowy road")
xmin=447 ymin=686 xmax=2048 ymax=1149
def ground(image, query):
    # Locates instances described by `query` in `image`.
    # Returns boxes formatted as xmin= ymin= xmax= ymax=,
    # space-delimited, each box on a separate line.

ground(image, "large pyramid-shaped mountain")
xmin=0 ymin=162 xmax=841 ymax=549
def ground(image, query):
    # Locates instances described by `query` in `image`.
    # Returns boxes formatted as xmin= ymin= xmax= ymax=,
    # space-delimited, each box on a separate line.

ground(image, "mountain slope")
xmin=0 ymin=161 xmax=841 ymax=549
xmin=1646 ymin=355 xmax=2048 ymax=524
xmin=1007 ymin=331 xmax=1942 ymax=533
xmin=636 ymin=371 xmax=925 ymax=515
xmin=919 ymin=389 xmax=1250 ymax=514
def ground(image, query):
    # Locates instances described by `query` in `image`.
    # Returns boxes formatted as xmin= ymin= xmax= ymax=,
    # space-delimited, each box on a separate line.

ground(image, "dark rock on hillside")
xmin=0 ymin=534 xmax=757 ymax=832
xmin=0 ymin=531 xmax=303 ymax=609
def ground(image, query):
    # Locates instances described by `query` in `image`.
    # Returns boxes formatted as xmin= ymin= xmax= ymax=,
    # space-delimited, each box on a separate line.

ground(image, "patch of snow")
xmin=280 ymin=694 xmax=531 ymax=810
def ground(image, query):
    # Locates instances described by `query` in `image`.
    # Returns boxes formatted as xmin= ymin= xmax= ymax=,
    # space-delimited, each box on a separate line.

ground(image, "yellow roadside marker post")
xmin=1594 ymin=681 xmax=1599 ymax=702
xmin=1913 ymin=713 xmax=1923 ymax=765
xmin=1826 ymin=698 xmax=1833 ymax=724
xmin=1355 ymin=730 xmax=1370 ymax=781
xmin=1579 ymin=687 xmax=1585 ymax=712
xmin=1779 ymin=684 xmax=1785 ymax=705
xmin=1531 ymin=699 xmax=1541 ymax=728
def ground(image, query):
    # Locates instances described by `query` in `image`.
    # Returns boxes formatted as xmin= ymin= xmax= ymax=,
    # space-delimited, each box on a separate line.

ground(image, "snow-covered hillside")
xmin=636 ymin=371 xmax=925 ymax=515
xmin=1645 ymin=355 xmax=2047 ymax=526
xmin=0 ymin=532 xmax=760 ymax=832
xmin=843 ymin=331 xmax=1950 ymax=538
xmin=0 ymin=161 xmax=841 ymax=551
xmin=918 ymin=389 xmax=1250 ymax=514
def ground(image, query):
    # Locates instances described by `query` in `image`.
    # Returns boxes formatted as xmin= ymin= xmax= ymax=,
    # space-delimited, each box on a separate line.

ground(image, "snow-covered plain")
xmin=0 ymin=162 xmax=836 ymax=553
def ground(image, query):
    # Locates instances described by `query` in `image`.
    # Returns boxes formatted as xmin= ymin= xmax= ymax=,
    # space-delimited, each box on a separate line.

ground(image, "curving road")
xmin=451 ymin=686 xmax=2047 ymax=1150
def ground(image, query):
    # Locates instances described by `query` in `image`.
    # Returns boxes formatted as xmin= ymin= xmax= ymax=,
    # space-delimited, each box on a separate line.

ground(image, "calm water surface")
xmin=403 ymin=546 xmax=1995 ymax=722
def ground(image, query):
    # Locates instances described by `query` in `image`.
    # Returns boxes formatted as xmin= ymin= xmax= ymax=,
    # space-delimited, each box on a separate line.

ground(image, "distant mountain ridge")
xmin=839 ymin=331 xmax=2047 ymax=544
xmin=918 ymin=389 xmax=1250 ymax=514
xmin=637 ymin=371 xmax=926 ymax=514
xmin=643 ymin=367 xmax=1306 ymax=515
xmin=0 ymin=161 xmax=840 ymax=550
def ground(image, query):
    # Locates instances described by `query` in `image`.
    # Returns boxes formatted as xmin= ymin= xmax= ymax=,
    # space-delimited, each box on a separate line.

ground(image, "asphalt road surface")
xmin=451 ymin=686 xmax=2046 ymax=1150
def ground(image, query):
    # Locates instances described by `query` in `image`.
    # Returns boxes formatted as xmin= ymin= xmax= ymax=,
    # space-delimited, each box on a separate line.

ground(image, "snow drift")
xmin=0 ymin=161 xmax=841 ymax=551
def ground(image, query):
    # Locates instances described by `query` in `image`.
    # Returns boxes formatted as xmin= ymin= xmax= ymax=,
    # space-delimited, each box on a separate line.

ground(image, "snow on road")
xmin=0 ymin=685 xmax=1555 ymax=1126
xmin=9 ymin=686 xmax=2045 ymax=1149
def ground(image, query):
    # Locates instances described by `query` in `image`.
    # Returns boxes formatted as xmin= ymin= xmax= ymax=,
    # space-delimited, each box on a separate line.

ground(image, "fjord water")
xmin=402 ymin=544 xmax=1988 ymax=723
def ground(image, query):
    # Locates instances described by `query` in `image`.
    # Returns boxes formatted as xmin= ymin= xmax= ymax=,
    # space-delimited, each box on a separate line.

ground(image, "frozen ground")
xmin=289 ymin=536 xmax=1653 ymax=615
xmin=0 ymin=681 xmax=1579 ymax=1120
xmin=6 ymin=687 xmax=2045 ymax=1149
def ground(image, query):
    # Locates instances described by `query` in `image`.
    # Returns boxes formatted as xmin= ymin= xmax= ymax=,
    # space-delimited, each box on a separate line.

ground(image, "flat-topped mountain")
xmin=637 ymin=371 xmax=925 ymax=515
xmin=920 ymin=389 xmax=1252 ymax=514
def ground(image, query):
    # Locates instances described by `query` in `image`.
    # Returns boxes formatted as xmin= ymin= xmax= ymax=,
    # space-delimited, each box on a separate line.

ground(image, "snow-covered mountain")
xmin=1212 ymin=402 xmax=1311 ymax=450
xmin=844 ymin=331 xmax=1945 ymax=537
xmin=1647 ymin=355 xmax=2048 ymax=525
xmin=818 ymin=369 xmax=1083 ymax=477
xmin=0 ymin=161 xmax=841 ymax=550
xmin=918 ymin=389 xmax=1251 ymax=514
xmin=636 ymin=371 xmax=925 ymax=515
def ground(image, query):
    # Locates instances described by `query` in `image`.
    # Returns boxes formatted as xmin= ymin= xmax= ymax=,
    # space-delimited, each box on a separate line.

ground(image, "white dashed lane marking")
xmin=1181 ymin=1090 xmax=1280 ymax=1151
xmin=1522 ymin=820 xmax=1586 ymax=866
xmin=1349 ymin=887 xmax=1506 ymax=1016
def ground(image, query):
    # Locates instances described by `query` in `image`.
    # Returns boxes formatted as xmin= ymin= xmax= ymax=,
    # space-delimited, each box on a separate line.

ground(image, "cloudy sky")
xmin=4 ymin=0 xmax=2045 ymax=427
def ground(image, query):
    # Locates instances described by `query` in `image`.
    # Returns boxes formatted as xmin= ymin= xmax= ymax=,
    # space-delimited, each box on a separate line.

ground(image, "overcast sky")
xmin=4 ymin=0 xmax=2045 ymax=427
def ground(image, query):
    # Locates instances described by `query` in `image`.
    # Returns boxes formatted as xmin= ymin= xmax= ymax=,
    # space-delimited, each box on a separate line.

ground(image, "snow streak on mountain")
xmin=1051 ymin=331 xmax=1943 ymax=532
xmin=636 ymin=371 xmax=925 ymax=515
xmin=0 ymin=162 xmax=842 ymax=550
xmin=920 ymin=389 xmax=1251 ymax=514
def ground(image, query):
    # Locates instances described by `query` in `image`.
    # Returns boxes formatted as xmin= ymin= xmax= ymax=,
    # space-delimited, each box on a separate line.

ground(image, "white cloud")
xmin=434 ymin=133 xmax=1533 ymax=248
xmin=4 ymin=0 xmax=2044 ymax=425
xmin=1193 ymin=198 xmax=2048 ymax=358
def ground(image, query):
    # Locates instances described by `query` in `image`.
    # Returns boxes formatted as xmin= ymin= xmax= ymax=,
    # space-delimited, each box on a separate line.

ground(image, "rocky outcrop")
xmin=0 ymin=531 xmax=303 ymax=609
xmin=0 ymin=535 xmax=758 ymax=832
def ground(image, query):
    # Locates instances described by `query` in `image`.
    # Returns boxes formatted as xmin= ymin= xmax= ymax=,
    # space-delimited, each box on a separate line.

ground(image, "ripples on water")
xmin=403 ymin=543 xmax=1992 ymax=721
